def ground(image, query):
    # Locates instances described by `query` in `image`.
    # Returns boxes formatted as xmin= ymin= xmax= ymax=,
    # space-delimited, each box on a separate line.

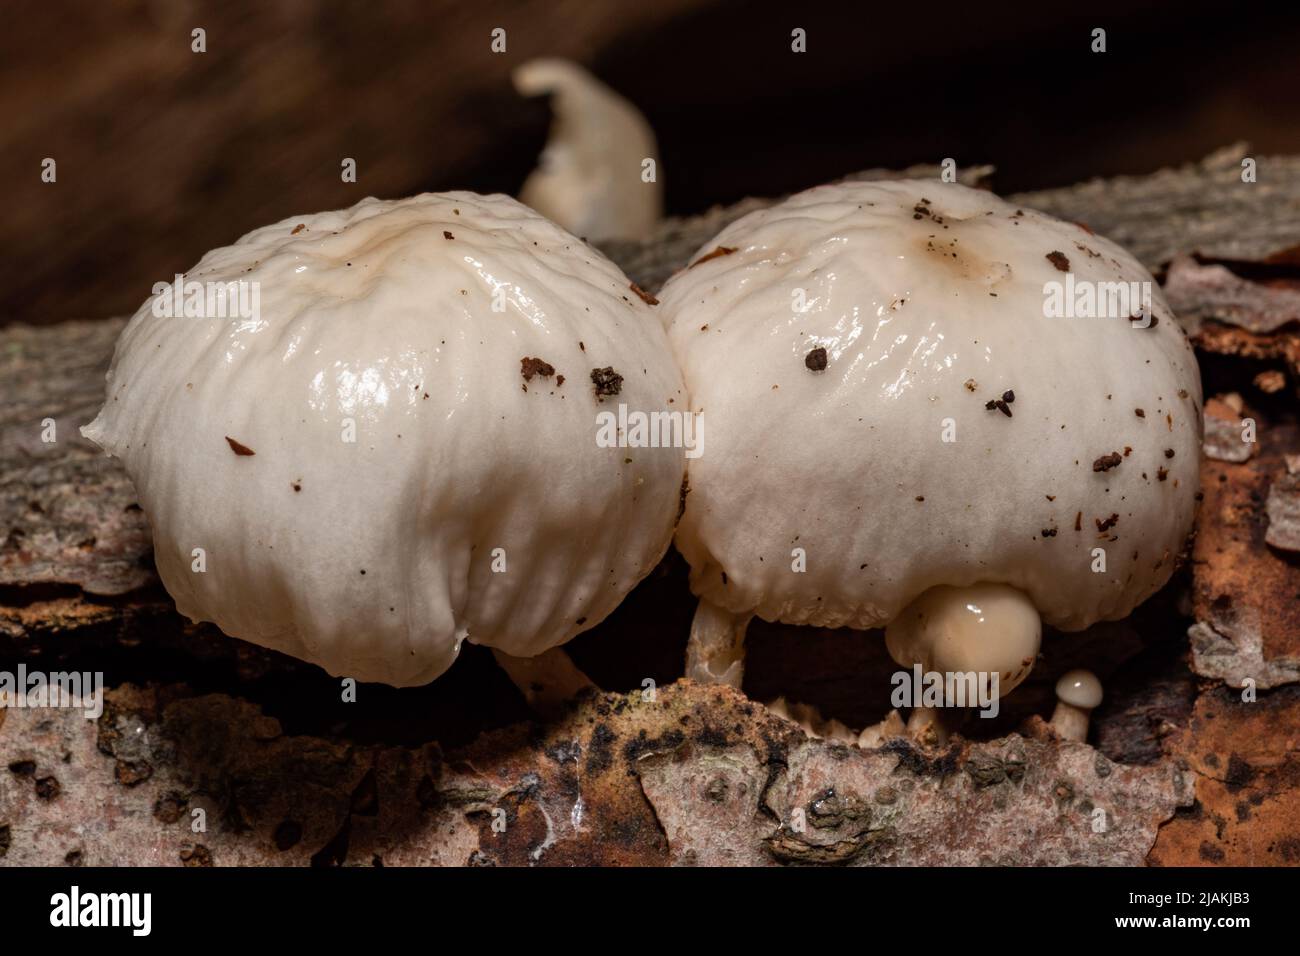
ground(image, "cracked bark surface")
xmin=3 ymin=147 xmax=1300 ymax=866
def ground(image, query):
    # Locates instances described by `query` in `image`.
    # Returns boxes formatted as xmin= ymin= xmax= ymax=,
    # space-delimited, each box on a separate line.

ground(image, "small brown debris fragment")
xmin=35 ymin=776 xmax=60 ymax=800
xmin=521 ymin=357 xmax=555 ymax=382
xmin=290 ymin=223 xmax=306 ymax=235
xmin=805 ymin=347 xmax=828 ymax=372
xmin=1092 ymin=452 xmax=1123 ymax=472
xmin=629 ymin=282 xmax=658 ymax=306
xmin=1157 ymin=467 xmax=1169 ymax=481
xmin=1254 ymin=369 xmax=1285 ymax=393
xmin=591 ymin=366 xmax=623 ymax=399
xmin=225 ymin=437 xmax=255 ymax=456
xmin=964 ymin=379 xmax=977 ymax=392
xmin=1046 ymin=251 xmax=1070 ymax=272
xmin=690 ymin=246 xmax=737 ymax=268
xmin=115 ymin=759 xmax=153 ymax=787
xmin=1002 ymin=389 xmax=1015 ymax=404
xmin=180 ymin=843 xmax=213 ymax=867
xmin=443 ymin=231 xmax=455 ymax=240
xmin=1135 ymin=408 xmax=1145 ymax=418
xmin=1074 ymin=511 xmax=1083 ymax=531
xmin=1041 ymin=527 xmax=1058 ymax=537
xmin=1164 ymin=448 xmax=1175 ymax=458
xmin=1096 ymin=513 xmax=1119 ymax=533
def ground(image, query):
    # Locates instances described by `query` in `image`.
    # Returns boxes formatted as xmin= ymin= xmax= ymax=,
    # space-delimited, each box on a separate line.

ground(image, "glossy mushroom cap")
xmin=84 ymin=192 xmax=686 ymax=685
xmin=1055 ymin=668 xmax=1104 ymax=710
xmin=658 ymin=179 xmax=1202 ymax=635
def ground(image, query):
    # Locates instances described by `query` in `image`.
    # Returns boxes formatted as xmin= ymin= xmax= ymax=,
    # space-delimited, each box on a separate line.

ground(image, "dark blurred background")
xmin=4 ymin=0 xmax=1299 ymax=325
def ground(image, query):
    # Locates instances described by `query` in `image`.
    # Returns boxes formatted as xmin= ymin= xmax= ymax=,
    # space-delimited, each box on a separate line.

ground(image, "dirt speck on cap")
xmin=1092 ymin=452 xmax=1123 ymax=472
xmin=1046 ymin=251 xmax=1070 ymax=272
xmin=629 ymin=282 xmax=658 ymax=306
xmin=689 ymin=246 xmax=737 ymax=268
xmin=805 ymin=347 xmax=828 ymax=372
xmin=591 ymin=367 xmax=623 ymax=399
xmin=225 ymin=437 xmax=256 ymax=456
xmin=521 ymin=357 xmax=555 ymax=382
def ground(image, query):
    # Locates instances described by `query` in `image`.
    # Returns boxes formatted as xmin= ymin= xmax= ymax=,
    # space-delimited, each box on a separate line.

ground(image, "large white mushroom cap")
xmin=659 ymin=179 xmax=1201 ymax=638
xmin=84 ymin=192 xmax=686 ymax=686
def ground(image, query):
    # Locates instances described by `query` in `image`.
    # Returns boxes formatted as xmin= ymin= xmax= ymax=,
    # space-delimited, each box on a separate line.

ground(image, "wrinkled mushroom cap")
xmin=658 ymin=179 xmax=1201 ymax=632
xmin=84 ymin=192 xmax=685 ymax=685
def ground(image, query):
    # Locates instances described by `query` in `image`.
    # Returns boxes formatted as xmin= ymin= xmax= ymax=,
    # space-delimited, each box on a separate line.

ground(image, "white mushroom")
xmin=515 ymin=58 xmax=662 ymax=242
xmin=1050 ymin=668 xmax=1103 ymax=741
xmin=657 ymin=179 xmax=1202 ymax=731
xmin=885 ymin=583 xmax=1041 ymax=740
xmin=83 ymin=192 xmax=686 ymax=699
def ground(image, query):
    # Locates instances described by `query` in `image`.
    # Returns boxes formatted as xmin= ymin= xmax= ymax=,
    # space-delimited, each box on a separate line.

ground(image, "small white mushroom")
xmin=515 ymin=58 xmax=662 ymax=242
xmin=1050 ymin=668 xmax=1103 ymax=741
xmin=658 ymin=178 xmax=1203 ymax=729
xmin=885 ymin=583 xmax=1041 ymax=739
xmin=83 ymin=192 xmax=686 ymax=700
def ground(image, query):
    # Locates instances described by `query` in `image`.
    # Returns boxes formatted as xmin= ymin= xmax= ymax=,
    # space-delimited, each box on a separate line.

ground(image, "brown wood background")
xmin=4 ymin=0 xmax=1300 ymax=325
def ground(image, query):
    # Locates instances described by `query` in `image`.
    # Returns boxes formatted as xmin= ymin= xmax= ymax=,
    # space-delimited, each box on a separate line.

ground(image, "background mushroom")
xmin=83 ymin=191 xmax=686 ymax=697
xmin=657 ymin=178 xmax=1202 ymax=740
xmin=514 ymin=58 xmax=662 ymax=242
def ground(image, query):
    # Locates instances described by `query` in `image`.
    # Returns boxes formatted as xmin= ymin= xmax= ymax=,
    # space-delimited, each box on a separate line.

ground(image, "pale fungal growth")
xmin=515 ymin=58 xmax=662 ymax=242
xmin=83 ymin=192 xmax=686 ymax=696
xmin=766 ymin=697 xmax=858 ymax=745
xmin=1050 ymin=669 xmax=1104 ymax=741
xmin=657 ymin=178 xmax=1202 ymax=739
xmin=884 ymin=583 xmax=1041 ymax=741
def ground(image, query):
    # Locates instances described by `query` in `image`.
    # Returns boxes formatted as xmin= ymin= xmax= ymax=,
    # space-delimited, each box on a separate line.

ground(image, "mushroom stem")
xmin=905 ymin=705 xmax=949 ymax=746
xmin=1050 ymin=701 xmax=1091 ymax=742
xmin=684 ymin=597 xmax=752 ymax=687
xmin=491 ymin=646 xmax=595 ymax=719
xmin=1050 ymin=668 xmax=1103 ymax=742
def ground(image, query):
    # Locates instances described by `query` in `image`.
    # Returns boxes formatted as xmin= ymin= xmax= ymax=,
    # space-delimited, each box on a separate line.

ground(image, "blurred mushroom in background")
xmin=515 ymin=58 xmax=663 ymax=241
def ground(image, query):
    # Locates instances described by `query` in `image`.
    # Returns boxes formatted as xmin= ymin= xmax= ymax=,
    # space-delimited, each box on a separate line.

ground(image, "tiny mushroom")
xmin=1050 ymin=669 xmax=1104 ymax=741
xmin=83 ymin=192 xmax=686 ymax=701
xmin=657 ymin=178 xmax=1202 ymax=742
